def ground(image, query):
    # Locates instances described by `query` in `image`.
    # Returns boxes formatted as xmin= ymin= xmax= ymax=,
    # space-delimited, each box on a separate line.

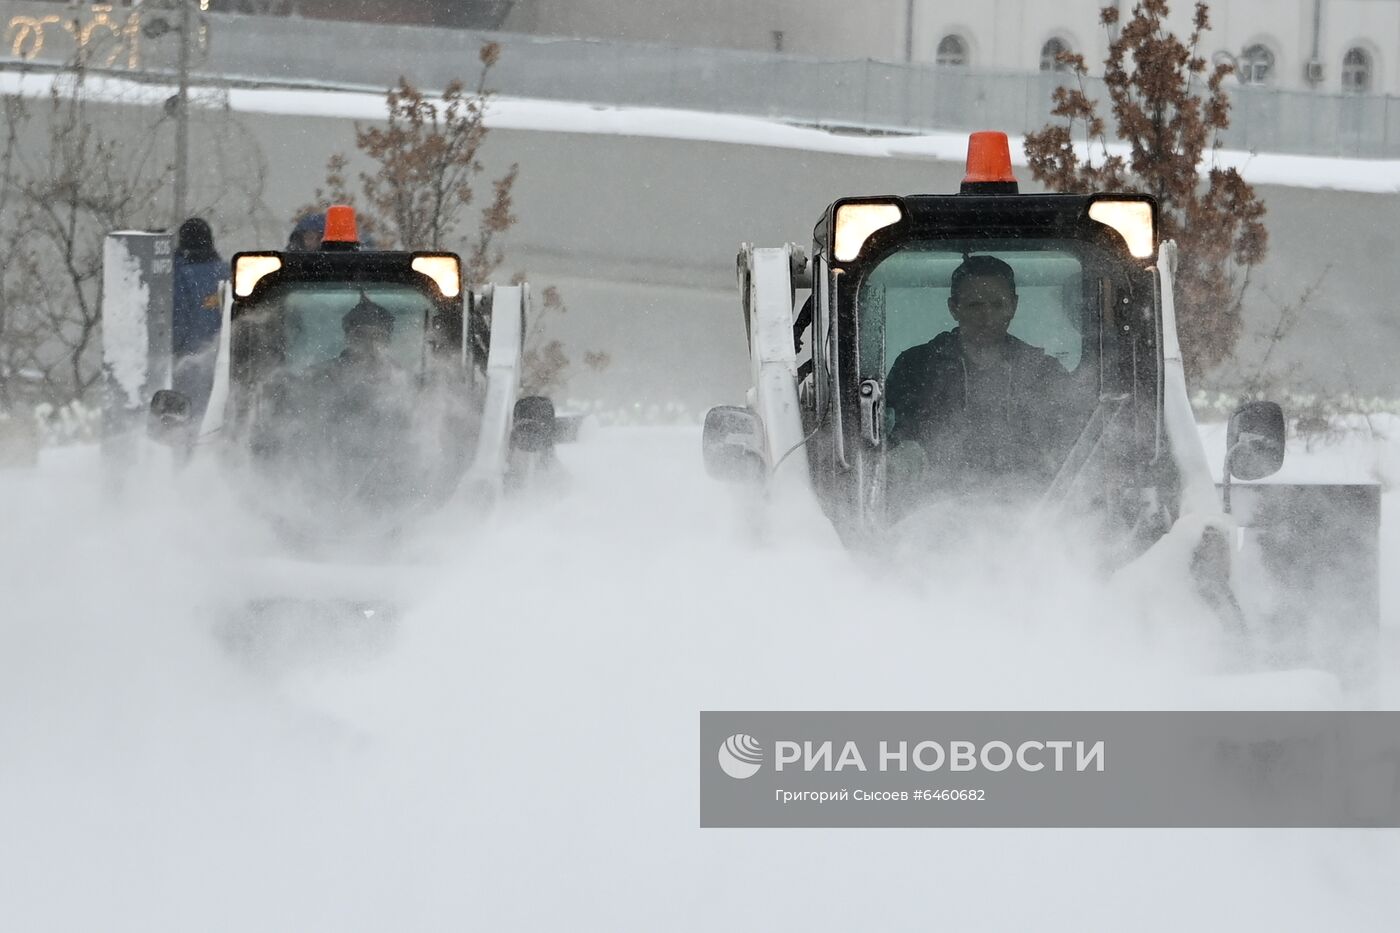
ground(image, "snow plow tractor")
xmin=702 ymin=132 xmax=1380 ymax=687
xmin=103 ymin=205 xmax=562 ymax=548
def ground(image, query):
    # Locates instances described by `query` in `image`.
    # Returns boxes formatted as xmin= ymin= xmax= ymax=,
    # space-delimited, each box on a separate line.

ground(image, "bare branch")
xmin=1024 ymin=0 xmax=1269 ymax=381
xmin=307 ymin=46 xmax=607 ymax=393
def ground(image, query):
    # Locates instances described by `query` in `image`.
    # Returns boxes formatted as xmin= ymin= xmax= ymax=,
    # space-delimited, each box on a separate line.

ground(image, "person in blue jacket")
xmin=171 ymin=217 xmax=226 ymax=423
xmin=287 ymin=211 xmax=325 ymax=251
xmin=288 ymin=210 xmax=379 ymax=251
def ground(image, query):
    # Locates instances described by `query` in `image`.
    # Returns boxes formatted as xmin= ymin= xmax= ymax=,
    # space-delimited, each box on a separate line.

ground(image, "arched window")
xmin=936 ymin=35 xmax=968 ymax=67
xmin=1239 ymin=44 xmax=1275 ymax=85
xmin=1040 ymin=37 xmax=1072 ymax=73
xmin=1342 ymin=47 xmax=1372 ymax=94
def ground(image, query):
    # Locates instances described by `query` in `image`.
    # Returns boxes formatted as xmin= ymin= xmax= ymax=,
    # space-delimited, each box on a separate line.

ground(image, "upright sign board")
xmin=100 ymin=231 xmax=173 ymax=472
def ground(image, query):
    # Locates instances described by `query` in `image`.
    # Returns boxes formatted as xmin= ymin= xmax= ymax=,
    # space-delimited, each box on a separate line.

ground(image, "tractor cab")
xmin=147 ymin=205 xmax=554 ymax=541
xmin=706 ymin=132 xmax=1285 ymax=566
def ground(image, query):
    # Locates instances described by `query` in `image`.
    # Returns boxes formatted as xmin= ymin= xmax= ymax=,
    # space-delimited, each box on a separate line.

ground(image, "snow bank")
xmin=1 ymin=70 xmax=1396 ymax=193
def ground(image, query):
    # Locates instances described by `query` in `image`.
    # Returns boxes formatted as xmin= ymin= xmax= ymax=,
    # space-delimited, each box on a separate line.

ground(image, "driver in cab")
xmin=885 ymin=255 xmax=1080 ymax=501
xmin=305 ymin=291 xmax=413 ymax=419
xmin=332 ymin=292 xmax=398 ymax=373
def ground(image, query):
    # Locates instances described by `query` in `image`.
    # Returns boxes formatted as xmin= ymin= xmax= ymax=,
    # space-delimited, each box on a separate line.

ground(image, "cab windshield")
xmin=860 ymin=239 xmax=1129 ymax=509
xmin=257 ymin=282 xmax=432 ymax=376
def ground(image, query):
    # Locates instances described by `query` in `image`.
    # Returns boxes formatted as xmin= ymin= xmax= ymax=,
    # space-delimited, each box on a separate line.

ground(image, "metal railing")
xmin=3 ymin=1 xmax=1398 ymax=158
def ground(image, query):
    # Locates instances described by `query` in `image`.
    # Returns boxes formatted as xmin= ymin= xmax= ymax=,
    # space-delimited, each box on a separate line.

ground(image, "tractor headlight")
xmin=412 ymin=255 xmax=462 ymax=298
xmin=233 ymin=254 xmax=282 ymax=298
xmin=1089 ymin=199 xmax=1156 ymax=259
xmin=833 ymin=202 xmax=903 ymax=263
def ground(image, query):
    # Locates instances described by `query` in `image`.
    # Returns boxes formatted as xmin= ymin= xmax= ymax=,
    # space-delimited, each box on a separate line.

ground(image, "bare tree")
xmin=1023 ymin=0 xmax=1268 ymax=383
xmin=0 ymin=96 xmax=31 ymax=412
xmin=515 ymin=282 xmax=610 ymax=399
xmin=307 ymin=45 xmax=516 ymax=263
xmin=0 ymin=62 xmax=271 ymax=416
xmin=1 ymin=69 xmax=169 ymax=402
xmin=309 ymin=43 xmax=608 ymax=396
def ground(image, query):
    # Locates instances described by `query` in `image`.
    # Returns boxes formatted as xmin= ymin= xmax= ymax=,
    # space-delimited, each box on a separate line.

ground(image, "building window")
xmin=1239 ymin=44 xmax=1274 ymax=85
xmin=1040 ymin=37 xmax=1072 ymax=73
xmin=1342 ymin=47 xmax=1372 ymax=94
xmin=936 ymin=35 xmax=968 ymax=67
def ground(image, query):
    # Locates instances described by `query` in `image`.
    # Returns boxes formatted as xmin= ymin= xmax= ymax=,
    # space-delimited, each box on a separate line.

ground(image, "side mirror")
xmin=1226 ymin=400 xmax=1285 ymax=481
xmin=702 ymin=406 xmax=765 ymax=483
xmin=147 ymin=389 xmax=192 ymax=445
xmin=510 ymin=395 xmax=557 ymax=453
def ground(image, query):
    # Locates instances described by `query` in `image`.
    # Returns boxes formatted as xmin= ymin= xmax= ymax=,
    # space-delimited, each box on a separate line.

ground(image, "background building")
xmin=61 ymin=1 xmax=1394 ymax=97
xmin=504 ymin=0 xmax=1400 ymax=97
xmin=23 ymin=1 xmax=516 ymax=30
xmin=213 ymin=0 xmax=513 ymax=29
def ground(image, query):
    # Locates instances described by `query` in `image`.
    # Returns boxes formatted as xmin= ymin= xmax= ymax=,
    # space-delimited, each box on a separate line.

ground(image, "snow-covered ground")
xmin=3 ymin=69 xmax=1398 ymax=193
xmin=1 ymin=424 xmax=1398 ymax=930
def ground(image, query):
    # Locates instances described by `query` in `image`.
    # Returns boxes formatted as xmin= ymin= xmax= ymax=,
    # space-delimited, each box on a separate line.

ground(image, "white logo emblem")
xmin=718 ymin=733 xmax=763 ymax=779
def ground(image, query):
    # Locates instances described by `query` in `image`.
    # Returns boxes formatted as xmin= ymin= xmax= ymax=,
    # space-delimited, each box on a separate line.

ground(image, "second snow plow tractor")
xmin=703 ymin=132 xmax=1379 ymax=686
xmin=144 ymin=206 xmax=559 ymax=547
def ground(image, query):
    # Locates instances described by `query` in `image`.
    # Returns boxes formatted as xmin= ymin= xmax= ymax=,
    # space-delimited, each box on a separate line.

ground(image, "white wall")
xmin=510 ymin=0 xmax=1400 ymax=94
xmin=507 ymin=0 xmax=900 ymax=55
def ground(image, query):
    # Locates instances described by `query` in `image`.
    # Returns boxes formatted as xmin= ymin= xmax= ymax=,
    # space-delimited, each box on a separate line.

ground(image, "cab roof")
xmin=812 ymin=132 xmax=1158 ymax=267
xmin=813 ymin=192 xmax=1158 ymax=267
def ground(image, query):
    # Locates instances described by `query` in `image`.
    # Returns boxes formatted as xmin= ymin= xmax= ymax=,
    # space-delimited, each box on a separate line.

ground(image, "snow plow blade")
xmin=1229 ymin=483 xmax=1381 ymax=685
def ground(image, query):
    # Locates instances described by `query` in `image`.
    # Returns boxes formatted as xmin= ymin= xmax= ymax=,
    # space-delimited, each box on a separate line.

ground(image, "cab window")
xmin=279 ymin=283 xmax=430 ymax=374
xmin=236 ymin=282 xmax=432 ymax=380
xmin=860 ymin=242 xmax=1092 ymax=378
xmin=857 ymin=239 xmax=1135 ymax=506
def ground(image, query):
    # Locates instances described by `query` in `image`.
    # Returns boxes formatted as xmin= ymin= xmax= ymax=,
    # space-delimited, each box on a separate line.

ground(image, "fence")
xmin=3 ymin=1 xmax=1399 ymax=158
